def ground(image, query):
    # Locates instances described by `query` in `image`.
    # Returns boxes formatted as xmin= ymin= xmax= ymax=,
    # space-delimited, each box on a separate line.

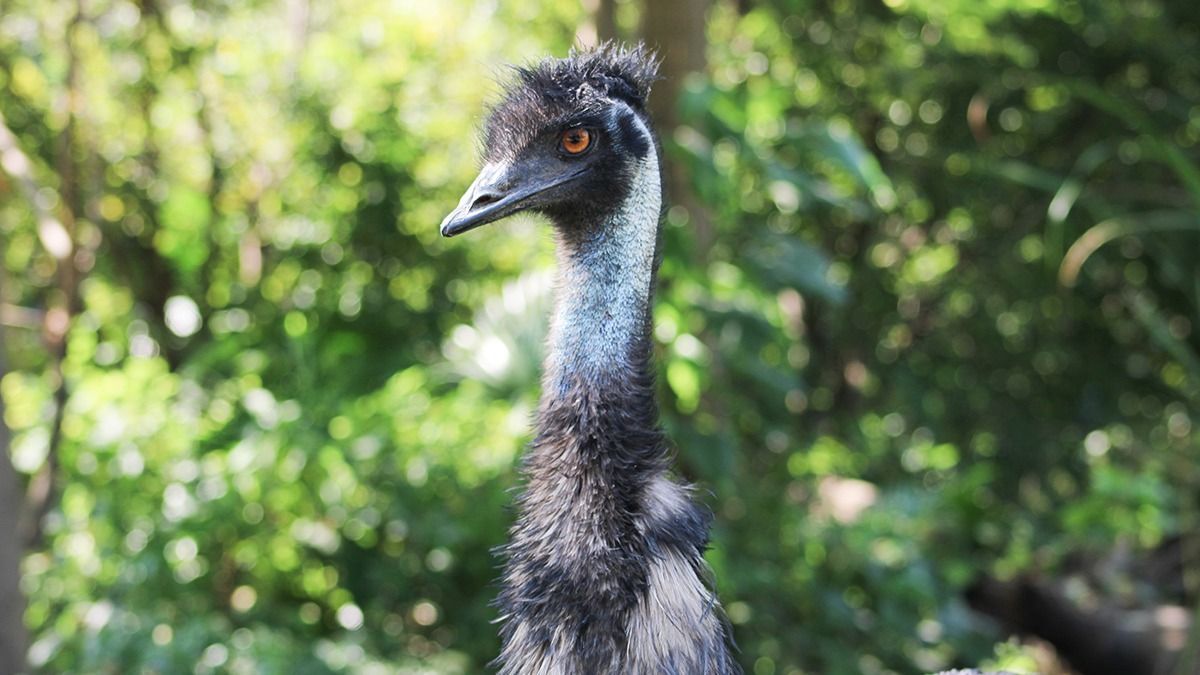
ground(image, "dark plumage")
xmin=441 ymin=44 xmax=740 ymax=674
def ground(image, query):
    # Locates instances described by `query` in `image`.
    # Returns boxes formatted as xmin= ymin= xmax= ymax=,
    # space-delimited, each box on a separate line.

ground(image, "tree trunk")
xmin=595 ymin=0 xmax=617 ymax=43
xmin=640 ymin=0 xmax=734 ymax=484
xmin=641 ymin=0 xmax=714 ymax=262
xmin=642 ymin=0 xmax=707 ymax=131
xmin=0 ymin=312 xmax=28 ymax=674
xmin=579 ymin=0 xmax=619 ymax=47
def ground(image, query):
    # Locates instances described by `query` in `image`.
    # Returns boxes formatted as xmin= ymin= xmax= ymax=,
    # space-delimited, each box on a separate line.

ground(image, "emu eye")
xmin=559 ymin=128 xmax=592 ymax=155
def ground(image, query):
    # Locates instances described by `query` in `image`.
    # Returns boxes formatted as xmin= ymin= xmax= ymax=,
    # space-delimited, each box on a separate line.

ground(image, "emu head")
xmin=440 ymin=43 xmax=660 ymax=238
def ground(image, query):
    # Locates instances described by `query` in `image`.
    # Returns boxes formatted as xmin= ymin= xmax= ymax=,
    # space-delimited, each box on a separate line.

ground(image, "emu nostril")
xmin=471 ymin=192 xmax=502 ymax=210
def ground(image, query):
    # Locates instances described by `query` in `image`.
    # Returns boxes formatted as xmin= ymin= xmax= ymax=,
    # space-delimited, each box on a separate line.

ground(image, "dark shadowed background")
xmin=1 ymin=0 xmax=1198 ymax=673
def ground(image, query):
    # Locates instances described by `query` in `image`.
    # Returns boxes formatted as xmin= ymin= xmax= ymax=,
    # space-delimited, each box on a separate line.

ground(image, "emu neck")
xmin=500 ymin=146 xmax=669 ymax=667
xmin=543 ymin=158 xmax=662 ymax=397
xmin=497 ymin=118 xmax=737 ymax=674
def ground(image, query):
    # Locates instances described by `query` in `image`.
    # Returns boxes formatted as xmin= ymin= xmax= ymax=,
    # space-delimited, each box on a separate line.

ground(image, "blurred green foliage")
xmin=1 ymin=0 xmax=1198 ymax=673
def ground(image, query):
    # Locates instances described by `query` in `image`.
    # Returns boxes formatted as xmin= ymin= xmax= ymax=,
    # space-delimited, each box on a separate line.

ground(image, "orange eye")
xmin=560 ymin=128 xmax=592 ymax=155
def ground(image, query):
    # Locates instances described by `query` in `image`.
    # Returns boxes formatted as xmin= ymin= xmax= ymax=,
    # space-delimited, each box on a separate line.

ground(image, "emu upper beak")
xmin=439 ymin=160 xmax=587 ymax=237
xmin=440 ymin=163 xmax=513 ymax=237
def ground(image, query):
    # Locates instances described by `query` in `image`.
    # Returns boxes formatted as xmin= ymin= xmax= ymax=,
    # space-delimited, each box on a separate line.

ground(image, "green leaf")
xmin=790 ymin=122 xmax=897 ymax=210
xmin=746 ymin=234 xmax=848 ymax=305
xmin=1063 ymin=79 xmax=1200 ymax=203
xmin=1043 ymin=141 xmax=1115 ymax=269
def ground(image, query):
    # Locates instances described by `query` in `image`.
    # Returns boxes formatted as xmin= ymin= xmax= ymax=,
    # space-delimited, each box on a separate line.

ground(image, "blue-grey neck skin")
xmin=494 ymin=104 xmax=740 ymax=675
xmin=542 ymin=108 xmax=661 ymax=397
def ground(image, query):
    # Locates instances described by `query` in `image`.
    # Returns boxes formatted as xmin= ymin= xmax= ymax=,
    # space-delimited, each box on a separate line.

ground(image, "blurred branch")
xmin=20 ymin=0 xmax=89 ymax=550
xmin=0 ymin=304 xmax=44 ymax=330
xmin=968 ymin=574 xmax=1181 ymax=675
xmin=0 ymin=102 xmax=69 ymax=550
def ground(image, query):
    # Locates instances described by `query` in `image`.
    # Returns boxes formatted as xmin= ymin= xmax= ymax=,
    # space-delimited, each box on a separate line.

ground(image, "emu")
xmin=440 ymin=44 xmax=740 ymax=674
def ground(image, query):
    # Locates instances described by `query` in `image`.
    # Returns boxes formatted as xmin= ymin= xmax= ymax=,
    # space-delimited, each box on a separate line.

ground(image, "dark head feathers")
xmin=482 ymin=43 xmax=660 ymax=163
xmin=515 ymin=42 xmax=659 ymax=110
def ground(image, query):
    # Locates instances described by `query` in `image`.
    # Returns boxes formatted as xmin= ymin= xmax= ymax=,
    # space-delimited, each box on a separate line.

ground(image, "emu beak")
xmin=440 ymin=161 xmax=587 ymax=237
xmin=441 ymin=163 xmax=512 ymax=237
